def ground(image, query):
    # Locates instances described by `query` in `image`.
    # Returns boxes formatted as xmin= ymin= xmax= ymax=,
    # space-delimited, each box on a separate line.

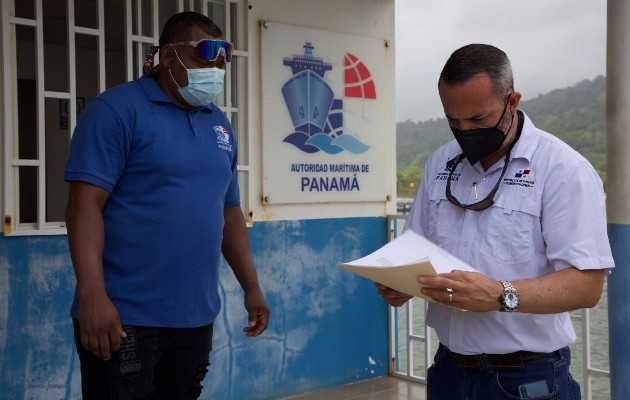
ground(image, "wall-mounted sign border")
xmin=261 ymin=21 xmax=392 ymax=205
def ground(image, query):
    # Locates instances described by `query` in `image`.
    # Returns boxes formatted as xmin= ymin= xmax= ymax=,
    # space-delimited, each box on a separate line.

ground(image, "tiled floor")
xmin=283 ymin=376 xmax=426 ymax=400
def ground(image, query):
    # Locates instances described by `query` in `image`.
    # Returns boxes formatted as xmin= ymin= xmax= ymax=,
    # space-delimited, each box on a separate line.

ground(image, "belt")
xmin=447 ymin=348 xmax=553 ymax=371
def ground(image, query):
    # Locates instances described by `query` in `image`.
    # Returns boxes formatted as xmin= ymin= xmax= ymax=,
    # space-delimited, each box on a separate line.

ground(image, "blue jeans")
xmin=427 ymin=343 xmax=581 ymax=400
xmin=73 ymin=319 xmax=213 ymax=400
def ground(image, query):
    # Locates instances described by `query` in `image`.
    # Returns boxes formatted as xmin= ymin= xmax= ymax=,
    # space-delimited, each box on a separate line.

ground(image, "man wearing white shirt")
xmin=377 ymin=43 xmax=614 ymax=399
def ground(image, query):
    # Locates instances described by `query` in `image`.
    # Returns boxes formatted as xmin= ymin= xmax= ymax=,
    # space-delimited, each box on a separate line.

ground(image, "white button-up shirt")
xmin=404 ymin=111 xmax=615 ymax=355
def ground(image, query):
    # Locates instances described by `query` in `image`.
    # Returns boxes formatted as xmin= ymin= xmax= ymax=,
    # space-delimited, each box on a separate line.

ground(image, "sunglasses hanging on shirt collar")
xmin=445 ymin=118 xmax=522 ymax=211
xmin=445 ymin=152 xmax=510 ymax=211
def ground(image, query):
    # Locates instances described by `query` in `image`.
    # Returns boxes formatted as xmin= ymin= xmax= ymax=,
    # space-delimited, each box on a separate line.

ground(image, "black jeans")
xmin=73 ymin=319 xmax=213 ymax=400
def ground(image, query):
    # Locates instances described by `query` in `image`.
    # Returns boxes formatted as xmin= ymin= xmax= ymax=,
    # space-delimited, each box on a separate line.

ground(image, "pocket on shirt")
xmin=478 ymin=196 xmax=539 ymax=265
xmin=428 ymin=186 xmax=463 ymax=248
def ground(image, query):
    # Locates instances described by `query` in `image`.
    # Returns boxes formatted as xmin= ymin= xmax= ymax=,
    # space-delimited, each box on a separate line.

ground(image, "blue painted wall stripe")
xmin=0 ymin=217 xmax=390 ymax=400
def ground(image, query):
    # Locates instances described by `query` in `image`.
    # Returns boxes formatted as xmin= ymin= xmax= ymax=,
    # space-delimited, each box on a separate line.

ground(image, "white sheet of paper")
xmin=337 ymin=230 xmax=477 ymax=301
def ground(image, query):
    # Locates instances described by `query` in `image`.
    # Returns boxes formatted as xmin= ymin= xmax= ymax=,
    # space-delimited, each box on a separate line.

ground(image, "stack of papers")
xmin=337 ymin=229 xmax=476 ymax=301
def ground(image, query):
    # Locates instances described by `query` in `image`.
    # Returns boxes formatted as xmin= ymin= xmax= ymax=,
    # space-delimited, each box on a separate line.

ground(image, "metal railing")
xmin=387 ymin=214 xmax=611 ymax=400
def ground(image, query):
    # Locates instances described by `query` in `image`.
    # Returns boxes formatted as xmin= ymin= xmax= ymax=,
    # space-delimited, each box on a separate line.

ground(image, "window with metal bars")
xmin=1 ymin=0 xmax=249 ymax=235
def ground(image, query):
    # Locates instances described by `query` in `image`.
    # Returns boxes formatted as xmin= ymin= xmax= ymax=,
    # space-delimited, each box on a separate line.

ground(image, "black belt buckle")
xmin=450 ymin=353 xmax=491 ymax=371
xmin=487 ymin=353 xmax=524 ymax=370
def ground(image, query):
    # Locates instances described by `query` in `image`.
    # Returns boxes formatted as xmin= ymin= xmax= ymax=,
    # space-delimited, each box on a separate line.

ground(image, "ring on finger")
xmin=446 ymin=288 xmax=453 ymax=303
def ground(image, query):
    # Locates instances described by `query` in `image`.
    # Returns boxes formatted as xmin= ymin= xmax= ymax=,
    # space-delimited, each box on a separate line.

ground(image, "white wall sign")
xmin=261 ymin=21 xmax=392 ymax=204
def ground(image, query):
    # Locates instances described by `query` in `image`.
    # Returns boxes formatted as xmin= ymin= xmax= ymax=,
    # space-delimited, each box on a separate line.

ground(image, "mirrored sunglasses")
xmin=170 ymin=39 xmax=233 ymax=62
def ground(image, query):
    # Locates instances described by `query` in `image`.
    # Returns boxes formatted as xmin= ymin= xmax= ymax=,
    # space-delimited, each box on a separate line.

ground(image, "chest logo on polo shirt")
xmin=504 ymin=168 xmax=535 ymax=188
xmin=515 ymin=169 xmax=530 ymax=178
xmin=213 ymin=126 xmax=233 ymax=152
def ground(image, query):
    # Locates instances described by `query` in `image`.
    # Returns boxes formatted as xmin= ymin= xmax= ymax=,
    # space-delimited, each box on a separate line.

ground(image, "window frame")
xmin=1 ymin=0 xmax=251 ymax=235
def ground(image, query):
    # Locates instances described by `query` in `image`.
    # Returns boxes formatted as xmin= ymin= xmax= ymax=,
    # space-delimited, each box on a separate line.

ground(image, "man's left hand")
xmin=419 ymin=270 xmax=503 ymax=312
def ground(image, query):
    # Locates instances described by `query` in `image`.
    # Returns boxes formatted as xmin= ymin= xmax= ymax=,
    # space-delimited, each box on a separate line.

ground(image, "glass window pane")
xmin=105 ymin=0 xmax=126 ymax=88
xmin=15 ymin=0 xmax=35 ymax=19
xmin=396 ymin=305 xmax=408 ymax=374
xmin=159 ymin=0 xmax=178 ymax=28
xmin=76 ymin=34 xmax=100 ymax=104
xmin=411 ymin=339 xmax=426 ymax=378
xmin=410 ymin=297 xmax=426 ymax=336
xmin=16 ymin=24 xmax=36 ymax=79
xmin=131 ymin=0 xmax=156 ymax=37
xmin=75 ymin=0 xmax=97 ymax=28
xmin=44 ymin=0 xmax=69 ymax=92
xmin=230 ymin=1 xmax=242 ymax=48
xmin=45 ymin=98 xmax=69 ymax=223
xmin=19 ymin=166 xmax=38 ymax=224
xmin=207 ymin=0 xmax=226 ymax=34
xmin=140 ymin=0 xmax=154 ymax=37
xmin=17 ymin=79 xmax=38 ymax=160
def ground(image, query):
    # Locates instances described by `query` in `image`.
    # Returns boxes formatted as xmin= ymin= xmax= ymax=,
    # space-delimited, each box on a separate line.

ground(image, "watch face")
xmin=505 ymin=292 xmax=519 ymax=308
xmin=499 ymin=281 xmax=519 ymax=312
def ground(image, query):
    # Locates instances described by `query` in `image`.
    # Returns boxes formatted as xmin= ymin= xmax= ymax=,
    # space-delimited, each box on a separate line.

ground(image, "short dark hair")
xmin=159 ymin=11 xmax=223 ymax=48
xmin=439 ymin=43 xmax=514 ymax=100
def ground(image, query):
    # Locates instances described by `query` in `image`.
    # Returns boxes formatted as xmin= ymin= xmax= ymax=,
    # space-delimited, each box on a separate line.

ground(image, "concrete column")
xmin=606 ymin=0 xmax=630 ymax=398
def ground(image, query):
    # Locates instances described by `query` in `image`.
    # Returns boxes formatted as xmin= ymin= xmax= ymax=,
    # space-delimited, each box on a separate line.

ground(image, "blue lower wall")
xmin=0 ymin=217 xmax=389 ymax=399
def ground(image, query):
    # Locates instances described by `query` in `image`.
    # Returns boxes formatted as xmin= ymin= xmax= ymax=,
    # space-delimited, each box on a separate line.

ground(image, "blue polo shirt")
xmin=65 ymin=75 xmax=240 ymax=327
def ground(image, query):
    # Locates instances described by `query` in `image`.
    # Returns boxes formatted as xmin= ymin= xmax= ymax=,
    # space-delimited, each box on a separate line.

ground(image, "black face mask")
xmin=450 ymin=96 xmax=513 ymax=165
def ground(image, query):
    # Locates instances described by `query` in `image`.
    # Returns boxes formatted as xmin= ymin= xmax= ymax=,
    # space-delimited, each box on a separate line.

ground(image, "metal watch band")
xmin=499 ymin=280 xmax=519 ymax=312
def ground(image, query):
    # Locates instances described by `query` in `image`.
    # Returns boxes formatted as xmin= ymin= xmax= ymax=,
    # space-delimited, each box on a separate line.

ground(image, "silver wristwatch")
xmin=499 ymin=280 xmax=520 ymax=312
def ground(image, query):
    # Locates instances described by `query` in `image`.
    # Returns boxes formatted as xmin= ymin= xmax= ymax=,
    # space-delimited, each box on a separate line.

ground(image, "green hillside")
xmin=396 ymin=75 xmax=606 ymax=197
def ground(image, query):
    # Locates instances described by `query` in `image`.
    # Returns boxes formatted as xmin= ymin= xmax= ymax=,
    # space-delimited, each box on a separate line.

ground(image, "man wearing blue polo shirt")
xmin=64 ymin=12 xmax=269 ymax=399
xmin=376 ymin=44 xmax=614 ymax=399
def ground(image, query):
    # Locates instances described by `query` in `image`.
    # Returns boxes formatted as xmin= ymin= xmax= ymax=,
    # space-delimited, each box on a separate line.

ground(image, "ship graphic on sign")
xmin=281 ymin=42 xmax=373 ymax=155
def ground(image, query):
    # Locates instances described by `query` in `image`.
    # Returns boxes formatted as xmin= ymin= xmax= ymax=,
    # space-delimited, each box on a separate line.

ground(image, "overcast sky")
xmin=394 ymin=0 xmax=607 ymax=122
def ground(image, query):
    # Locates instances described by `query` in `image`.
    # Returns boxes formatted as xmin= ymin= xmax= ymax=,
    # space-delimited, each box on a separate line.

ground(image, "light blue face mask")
xmin=170 ymin=49 xmax=225 ymax=107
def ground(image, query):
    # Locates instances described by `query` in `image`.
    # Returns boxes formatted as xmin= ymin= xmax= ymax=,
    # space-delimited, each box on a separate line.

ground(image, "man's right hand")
xmin=77 ymin=293 xmax=126 ymax=361
xmin=67 ymin=181 xmax=125 ymax=361
xmin=375 ymin=283 xmax=413 ymax=307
